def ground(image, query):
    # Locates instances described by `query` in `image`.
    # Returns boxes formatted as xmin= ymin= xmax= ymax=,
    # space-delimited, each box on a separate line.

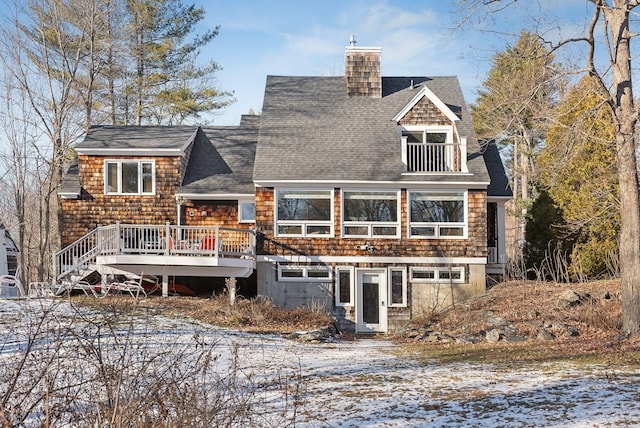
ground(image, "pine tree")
xmin=538 ymin=76 xmax=618 ymax=279
xmin=471 ymin=31 xmax=559 ymax=257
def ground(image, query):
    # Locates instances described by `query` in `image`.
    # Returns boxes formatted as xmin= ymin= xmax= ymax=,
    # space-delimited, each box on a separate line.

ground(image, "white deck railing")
xmin=54 ymin=223 xmax=256 ymax=282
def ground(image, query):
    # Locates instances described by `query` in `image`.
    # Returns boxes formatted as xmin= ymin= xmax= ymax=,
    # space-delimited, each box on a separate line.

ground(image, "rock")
xmin=558 ymin=290 xmax=582 ymax=307
xmin=537 ymin=329 xmax=556 ymax=341
xmin=485 ymin=329 xmax=503 ymax=343
xmin=456 ymin=334 xmax=481 ymax=344
xmin=592 ymin=290 xmax=611 ymax=301
xmin=421 ymin=331 xmax=455 ymax=344
xmin=528 ymin=310 xmax=540 ymax=319
xmin=564 ymin=327 xmax=580 ymax=337
xmin=487 ymin=315 xmax=510 ymax=328
xmin=504 ymin=334 xmax=529 ymax=343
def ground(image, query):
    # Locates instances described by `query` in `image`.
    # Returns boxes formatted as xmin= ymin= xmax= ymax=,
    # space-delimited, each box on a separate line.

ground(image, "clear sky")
xmin=194 ymin=0 xmax=590 ymax=125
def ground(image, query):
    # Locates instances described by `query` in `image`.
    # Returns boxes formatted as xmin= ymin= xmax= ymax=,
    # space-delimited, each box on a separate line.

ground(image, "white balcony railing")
xmin=406 ymin=142 xmax=458 ymax=172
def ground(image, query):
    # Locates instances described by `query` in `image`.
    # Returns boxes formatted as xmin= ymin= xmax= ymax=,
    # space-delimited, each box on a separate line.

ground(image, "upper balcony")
xmin=400 ymin=129 xmax=467 ymax=174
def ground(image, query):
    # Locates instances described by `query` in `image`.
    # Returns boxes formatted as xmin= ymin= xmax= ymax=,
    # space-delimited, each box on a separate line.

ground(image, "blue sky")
xmin=195 ymin=0 xmax=590 ymax=125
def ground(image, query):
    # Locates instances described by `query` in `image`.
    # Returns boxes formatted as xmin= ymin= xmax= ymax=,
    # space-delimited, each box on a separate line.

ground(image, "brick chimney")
xmin=345 ymin=36 xmax=382 ymax=98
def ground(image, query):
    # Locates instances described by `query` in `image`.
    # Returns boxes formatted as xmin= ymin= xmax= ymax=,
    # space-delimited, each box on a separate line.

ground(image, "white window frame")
xmin=277 ymin=264 xmax=333 ymax=282
xmin=238 ymin=199 xmax=256 ymax=223
xmin=408 ymin=190 xmax=468 ymax=239
xmin=400 ymin=125 xmax=454 ymax=173
xmin=335 ymin=266 xmax=355 ymax=307
xmin=275 ymin=189 xmax=334 ymax=237
xmin=388 ymin=267 xmax=407 ymax=307
xmin=104 ymin=160 xmax=155 ymax=195
xmin=410 ymin=266 xmax=466 ymax=283
xmin=341 ymin=189 xmax=401 ymax=238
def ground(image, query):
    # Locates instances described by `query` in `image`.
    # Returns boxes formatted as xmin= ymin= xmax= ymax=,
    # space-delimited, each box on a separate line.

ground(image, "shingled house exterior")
xmin=59 ymin=43 xmax=511 ymax=333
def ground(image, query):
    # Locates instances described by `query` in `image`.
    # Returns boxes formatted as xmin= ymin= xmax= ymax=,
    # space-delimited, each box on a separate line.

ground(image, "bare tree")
xmin=458 ymin=0 xmax=640 ymax=337
xmin=0 ymin=0 xmax=87 ymax=281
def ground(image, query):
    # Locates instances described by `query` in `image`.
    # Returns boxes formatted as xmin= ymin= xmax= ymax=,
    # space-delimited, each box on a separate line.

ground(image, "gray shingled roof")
xmin=59 ymin=157 xmax=81 ymax=196
xmin=482 ymin=141 xmax=513 ymax=197
xmin=253 ymin=75 xmax=490 ymax=184
xmin=178 ymin=122 xmax=258 ymax=196
xmin=77 ymin=126 xmax=198 ymax=151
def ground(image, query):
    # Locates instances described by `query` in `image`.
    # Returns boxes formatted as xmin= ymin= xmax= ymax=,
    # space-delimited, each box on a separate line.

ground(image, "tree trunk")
xmin=607 ymin=1 xmax=640 ymax=337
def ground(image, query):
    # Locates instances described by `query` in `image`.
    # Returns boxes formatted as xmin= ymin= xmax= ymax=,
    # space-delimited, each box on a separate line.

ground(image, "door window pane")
xmin=362 ymin=274 xmax=380 ymax=324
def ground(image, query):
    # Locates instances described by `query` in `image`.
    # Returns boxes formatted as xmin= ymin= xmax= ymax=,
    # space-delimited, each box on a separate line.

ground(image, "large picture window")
xmin=276 ymin=189 xmax=333 ymax=237
xmin=343 ymin=191 xmax=400 ymax=238
xmin=409 ymin=191 xmax=466 ymax=238
xmin=105 ymin=160 xmax=155 ymax=195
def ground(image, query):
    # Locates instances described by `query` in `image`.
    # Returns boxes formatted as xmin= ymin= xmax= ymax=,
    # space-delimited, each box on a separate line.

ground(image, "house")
xmin=0 ymin=224 xmax=19 ymax=277
xmin=58 ymin=41 xmax=511 ymax=333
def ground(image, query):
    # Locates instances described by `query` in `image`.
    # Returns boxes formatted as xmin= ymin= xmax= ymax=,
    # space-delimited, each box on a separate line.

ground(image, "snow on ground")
xmin=1 ymin=298 xmax=639 ymax=427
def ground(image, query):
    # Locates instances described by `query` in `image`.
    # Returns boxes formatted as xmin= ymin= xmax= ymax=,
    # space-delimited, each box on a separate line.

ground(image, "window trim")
xmin=400 ymin=125 xmax=455 ymax=173
xmin=104 ymin=160 xmax=156 ymax=195
xmin=277 ymin=264 xmax=333 ymax=282
xmin=388 ymin=267 xmax=407 ymax=307
xmin=335 ymin=266 xmax=355 ymax=307
xmin=410 ymin=266 xmax=466 ymax=283
xmin=238 ymin=199 xmax=256 ymax=224
xmin=407 ymin=190 xmax=468 ymax=239
xmin=341 ymin=189 xmax=401 ymax=239
xmin=275 ymin=189 xmax=334 ymax=238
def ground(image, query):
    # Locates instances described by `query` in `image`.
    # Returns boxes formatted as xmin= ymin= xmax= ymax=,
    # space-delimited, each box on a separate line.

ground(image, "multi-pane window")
xmin=343 ymin=191 xmax=400 ymax=237
xmin=388 ymin=267 xmax=407 ymax=307
xmin=409 ymin=191 xmax=466 ymax=238
xmin=410 ymin=266 xmax=465 ymax=283
xmin=276 ymin=190 xmax=333 ymax=237
xmin=335 ymin=266 xmax=354 ymax=306
xmin=105 ymin=160 xmax=155 ymax=195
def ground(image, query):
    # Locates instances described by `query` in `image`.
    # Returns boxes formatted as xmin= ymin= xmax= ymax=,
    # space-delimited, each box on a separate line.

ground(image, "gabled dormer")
xmin=394 ymin=85 xmax=468 ymax=174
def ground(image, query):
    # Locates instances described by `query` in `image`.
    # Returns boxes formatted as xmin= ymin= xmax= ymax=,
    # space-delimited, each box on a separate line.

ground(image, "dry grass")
xmin=77 ymin=294 xmax=334 ymax=334
xmin=404 ymin=280 xmax=640 ymax=365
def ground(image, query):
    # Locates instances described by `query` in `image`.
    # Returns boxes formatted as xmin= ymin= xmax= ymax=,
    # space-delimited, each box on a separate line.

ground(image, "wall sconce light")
xmin=189 ymin=211 xmax=195 ymax=217
xmin=201 ymin=210 xmax=207 ymax=217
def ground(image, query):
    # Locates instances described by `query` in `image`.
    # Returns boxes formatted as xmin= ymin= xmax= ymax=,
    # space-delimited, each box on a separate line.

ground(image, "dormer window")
xmin=400 ymin=125 xmax=455 ymax=173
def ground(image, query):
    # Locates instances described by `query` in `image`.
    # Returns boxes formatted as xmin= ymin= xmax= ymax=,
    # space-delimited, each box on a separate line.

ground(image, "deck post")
xmin=162 ymin=274 xmax=168 ymax=297
xmin=225 ymin=277 xmax=236 ymax=306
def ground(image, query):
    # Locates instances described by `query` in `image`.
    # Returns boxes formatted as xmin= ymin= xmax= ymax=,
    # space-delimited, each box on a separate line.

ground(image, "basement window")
xmin=278 ymin=264 xmax=333 ymax=282
xmin=410 ymin=266 xmax=465 ymax=283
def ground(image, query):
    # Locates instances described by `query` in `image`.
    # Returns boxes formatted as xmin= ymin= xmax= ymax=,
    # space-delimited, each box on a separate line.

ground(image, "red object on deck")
xmin=201 ymin=236 xmax=216 ymax=250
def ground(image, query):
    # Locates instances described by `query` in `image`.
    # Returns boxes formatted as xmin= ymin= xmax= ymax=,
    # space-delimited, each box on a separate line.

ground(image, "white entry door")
xmin=356 ymin=269 xmax=388 ymax=333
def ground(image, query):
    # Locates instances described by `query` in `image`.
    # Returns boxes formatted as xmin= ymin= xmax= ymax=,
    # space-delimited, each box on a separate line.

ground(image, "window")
xmin=239 ymin=200 xmax=256 ymax=223
xmin=401 ymin=125 xmax=454 ymax=172
xmin=388 ymin=267 xmax=407 ymax=307
xmin=343 ymin=191 xmax=400 ymax=238
xmin=278 ymin=264 xmax=333 ymax=282
xmin=410 ymin=266 xmax=465 ymax=283
xmin=335 ymin=266 xmax=354 ymax=306
xmin=105 ymin=160 xmax=155 ymax=195
xmin=409 ymin=191 xmax=466 ymax=238
xmin=276 ymin=190 xmax=333 ymax=237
